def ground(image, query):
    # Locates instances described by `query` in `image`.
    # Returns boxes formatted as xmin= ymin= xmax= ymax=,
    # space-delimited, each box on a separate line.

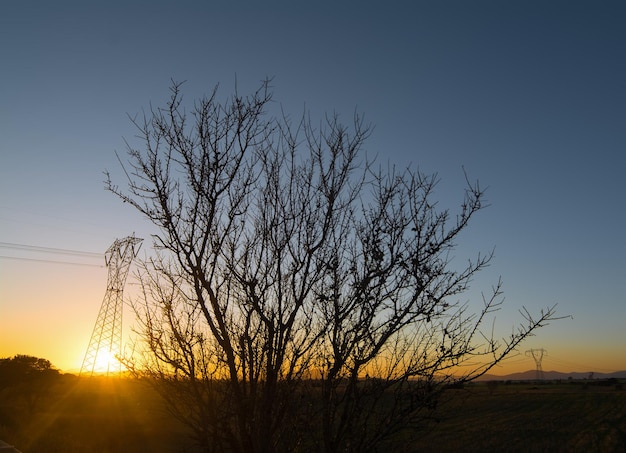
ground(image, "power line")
xmin=546 ymin=355 xmax=618 ymax=374
xmin=0 ymin=255 xmax=105 ymax=268
xmin=0 ymin=241 xmax=104 ymax=267
xmin=0 ymin=241 xmax=102 ymax=257
xmin=526 ymin=348 xmax=547 ymax=380
xmin=81 ymin=235 xmax=143 ymax=376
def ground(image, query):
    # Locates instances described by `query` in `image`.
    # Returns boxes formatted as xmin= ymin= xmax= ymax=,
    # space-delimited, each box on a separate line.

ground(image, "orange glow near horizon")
xmin=1 ymin=335 xmax=625 ymax=377
xmin=1 ymin=290 xmax=625 ymax=377
xmin=1 ymin=258 xmax=625 ymax=377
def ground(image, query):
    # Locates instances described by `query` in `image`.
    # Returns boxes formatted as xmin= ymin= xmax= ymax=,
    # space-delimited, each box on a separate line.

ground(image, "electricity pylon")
xmin=526 ymin=348 xmax=547 ymax=381
xmin=80 ymin=235 xmax=142 ymax=376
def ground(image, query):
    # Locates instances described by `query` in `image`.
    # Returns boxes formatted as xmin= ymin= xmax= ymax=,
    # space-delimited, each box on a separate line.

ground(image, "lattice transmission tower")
xmin=80 ymin=235 xmax=142 ymax=376
xmin=526 ymin=348 xmax=547 ymax=381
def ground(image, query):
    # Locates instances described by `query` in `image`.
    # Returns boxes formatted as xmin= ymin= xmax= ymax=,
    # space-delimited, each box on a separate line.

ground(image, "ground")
xmin=1 ymin=376 xmax=624 ymax=452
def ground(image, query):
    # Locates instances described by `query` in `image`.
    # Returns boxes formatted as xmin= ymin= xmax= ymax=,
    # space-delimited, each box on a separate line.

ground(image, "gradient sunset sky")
xmin=1 ymin=1 xmax=624 ymax=374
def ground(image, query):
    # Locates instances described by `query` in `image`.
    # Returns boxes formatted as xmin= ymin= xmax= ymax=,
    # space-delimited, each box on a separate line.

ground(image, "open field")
xmin=1 ymin=376 xmax=624 ymax=452
xmin=0 ymin=376 xmax=193 ymax=452
xmin=408 ymin=380 xmax=626 ymax=452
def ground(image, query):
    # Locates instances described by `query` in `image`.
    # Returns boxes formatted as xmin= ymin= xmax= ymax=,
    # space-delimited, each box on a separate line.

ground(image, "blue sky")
xmin=1 ymin=1 xmax=624 ymax=373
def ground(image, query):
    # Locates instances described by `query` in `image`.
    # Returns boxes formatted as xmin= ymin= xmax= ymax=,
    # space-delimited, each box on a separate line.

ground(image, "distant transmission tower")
xmin=80 ymin=235 xmax=142 ymax=376
xmin=526 ymin=348 xmax=547 ymax=381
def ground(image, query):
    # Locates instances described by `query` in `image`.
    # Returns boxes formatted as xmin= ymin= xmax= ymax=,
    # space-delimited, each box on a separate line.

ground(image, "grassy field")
xmin=1 ymin=376 xmax=624 ymax=452
xmin=0 ymin=376 xmax=194 ymax=452
xmin=408 ymin=380 xmax=626 ymax=452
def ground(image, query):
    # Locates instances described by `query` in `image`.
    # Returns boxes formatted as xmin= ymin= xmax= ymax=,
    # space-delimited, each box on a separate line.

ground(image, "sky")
xmin=1 ymin=0 xmax=624 ymax=375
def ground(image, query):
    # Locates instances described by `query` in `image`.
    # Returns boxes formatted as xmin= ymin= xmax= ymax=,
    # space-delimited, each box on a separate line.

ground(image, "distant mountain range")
xmin=476 ymin=369 xmax=626 ymax=381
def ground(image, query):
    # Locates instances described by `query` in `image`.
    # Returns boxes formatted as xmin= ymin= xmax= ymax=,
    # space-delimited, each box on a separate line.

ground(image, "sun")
xmin=92 ymin=349 xmax=120 ymax=374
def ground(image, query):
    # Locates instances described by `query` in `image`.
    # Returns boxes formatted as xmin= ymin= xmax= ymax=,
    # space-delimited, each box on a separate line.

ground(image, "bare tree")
xmin=108 ymin=79 xmax=559 ymax=452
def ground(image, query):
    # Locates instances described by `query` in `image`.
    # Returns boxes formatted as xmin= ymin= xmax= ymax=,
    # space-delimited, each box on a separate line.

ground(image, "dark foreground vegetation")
xmin=1 ymin=371 xmax=624 ymax=452
xmin=0 ymin=373 xmax=191 ymax=452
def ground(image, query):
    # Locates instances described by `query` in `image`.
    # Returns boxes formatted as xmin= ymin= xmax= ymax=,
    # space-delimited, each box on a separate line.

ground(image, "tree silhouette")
xmin=0 ymin=355 xmax=60 ymax=414
xmin=108 ymin=79 xmax=559 ymax=452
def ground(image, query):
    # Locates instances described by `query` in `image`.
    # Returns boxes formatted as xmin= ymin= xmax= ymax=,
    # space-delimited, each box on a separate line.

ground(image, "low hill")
xmin=476 ymin=369 xmax=626 ymax=381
